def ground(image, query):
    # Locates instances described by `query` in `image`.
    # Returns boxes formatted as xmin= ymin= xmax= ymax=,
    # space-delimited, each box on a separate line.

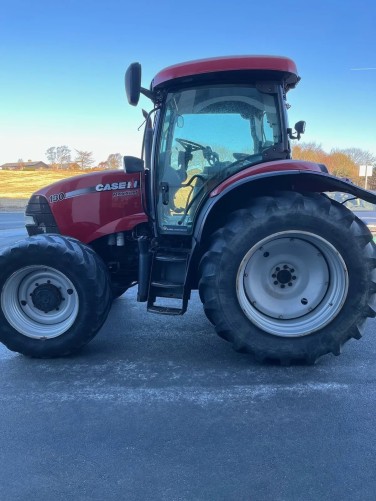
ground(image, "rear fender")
xmin=195 ymin=169 xmax=376 ymax=242
xmin=187 ymin=168 xmax=376 ymax=289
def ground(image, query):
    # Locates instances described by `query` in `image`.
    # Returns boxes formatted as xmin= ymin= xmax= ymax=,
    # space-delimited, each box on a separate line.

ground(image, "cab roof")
xmin=152 ymin=55 xmax=299 ymax=90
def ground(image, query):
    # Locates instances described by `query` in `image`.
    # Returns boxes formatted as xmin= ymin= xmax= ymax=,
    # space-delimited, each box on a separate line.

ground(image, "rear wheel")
xmin=0 ymin=235 xmax=112 ymax=357
xmin=199 ymin=192 xmax=376 ymax=364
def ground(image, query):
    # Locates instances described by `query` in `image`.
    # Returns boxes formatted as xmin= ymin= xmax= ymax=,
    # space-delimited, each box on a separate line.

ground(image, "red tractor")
xmin=1 ymin=55 xmax=376 ymax=364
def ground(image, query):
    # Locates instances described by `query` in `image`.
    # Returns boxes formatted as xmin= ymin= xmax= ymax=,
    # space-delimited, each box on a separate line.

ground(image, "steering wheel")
xmin=176 ymin=138 xmax=206 ymax=152
xmin=175 ymin=138 xmax=219 ymax=166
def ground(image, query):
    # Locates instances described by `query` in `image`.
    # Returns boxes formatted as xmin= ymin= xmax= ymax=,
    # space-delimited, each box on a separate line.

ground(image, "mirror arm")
xmin=287 ymin=128 xmax=302 ymax=141
xmin=141 ymin=87 xmax=153 ymax=100
xmin=287 ymin=128 xmax=301 ymax=140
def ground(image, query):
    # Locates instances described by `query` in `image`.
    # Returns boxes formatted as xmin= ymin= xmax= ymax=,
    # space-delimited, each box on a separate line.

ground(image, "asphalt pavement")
xmin=0 ymin=212 xmax=27 ymax=247
xmin=1 ymin=213 xmax=376 ymax=500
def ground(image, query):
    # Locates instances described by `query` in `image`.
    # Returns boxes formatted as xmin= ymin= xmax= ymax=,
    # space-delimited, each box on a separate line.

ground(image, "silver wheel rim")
xmin=1 ymin=265 xmax=79 ymax=339
xmin=236 ymin=231 xmax=349 ymax=337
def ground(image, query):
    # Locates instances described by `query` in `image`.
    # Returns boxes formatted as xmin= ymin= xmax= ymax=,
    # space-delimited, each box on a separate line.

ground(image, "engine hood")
xmin=28 ymin=170 xmax=148 ymax=243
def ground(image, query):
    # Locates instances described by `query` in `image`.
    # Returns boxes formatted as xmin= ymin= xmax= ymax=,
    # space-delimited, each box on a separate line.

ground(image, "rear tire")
xmin=0 ymin=235 xmax=112 ymax=357
xmin=199 ymin=192 xmax=376 ymax=364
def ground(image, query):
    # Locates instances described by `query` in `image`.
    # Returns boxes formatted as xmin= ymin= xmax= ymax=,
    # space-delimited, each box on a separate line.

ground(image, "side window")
xmin=262 ymin=113 xmax=276 ymax=144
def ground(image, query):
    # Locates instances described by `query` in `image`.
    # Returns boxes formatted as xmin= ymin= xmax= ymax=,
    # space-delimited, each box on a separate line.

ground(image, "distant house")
xmin=66 ymin=162 xmax=81 ymax=170
xmin=0 ymin=161 xmax=50 ymax=170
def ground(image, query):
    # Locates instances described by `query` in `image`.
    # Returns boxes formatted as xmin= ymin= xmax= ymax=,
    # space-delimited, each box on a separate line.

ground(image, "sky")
xmin=0 ymin=0 xmax=375 ymax=166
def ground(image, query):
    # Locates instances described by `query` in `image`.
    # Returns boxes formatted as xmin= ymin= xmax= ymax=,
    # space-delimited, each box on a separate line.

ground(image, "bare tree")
xmin=56 ymin=146 xmax=71 ymax=169
xmin=106 ymin=153 xmax=122 ymax=170
xmin=338 ymin=148 xmax=376 ymax=167
xmin=46 ymin=147 xmax=57 ymax=166
xmin=46 ymin=146 xmax=71 ymax=169
xmin=74 ymin=150 xmax=95 ymax=169
xmin=17 ymin=158 xmax=25 ymax=170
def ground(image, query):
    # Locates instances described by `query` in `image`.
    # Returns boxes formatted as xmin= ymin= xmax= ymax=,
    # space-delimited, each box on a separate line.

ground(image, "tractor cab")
xmin=125 ymin=56 xmax=301 ymax=235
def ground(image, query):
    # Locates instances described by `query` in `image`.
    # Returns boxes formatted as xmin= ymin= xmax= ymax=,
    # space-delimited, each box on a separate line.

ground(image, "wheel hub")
xmin=1 ymin=265 xmax=79 ymax=339
xmin=237 ymin=231 xmax=349 ymax=337
xmin=272 ymin=265 xmax=296 ymax=288
xmin=31 ymin=283 xmax=63 ymax=313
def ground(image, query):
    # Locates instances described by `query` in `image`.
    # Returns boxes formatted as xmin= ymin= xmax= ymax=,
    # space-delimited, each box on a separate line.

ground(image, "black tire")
xmin=199 ymin=192 xmax=376 ymax=364
xmin=63 ymin=236 xmax=130 ymax=300
xmin=0 ymin=234 xmax=112 ymax=357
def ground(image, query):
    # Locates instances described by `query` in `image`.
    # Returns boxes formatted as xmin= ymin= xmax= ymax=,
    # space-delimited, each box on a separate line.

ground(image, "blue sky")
xmin=0 ymin=0 xmax=375 ymax=165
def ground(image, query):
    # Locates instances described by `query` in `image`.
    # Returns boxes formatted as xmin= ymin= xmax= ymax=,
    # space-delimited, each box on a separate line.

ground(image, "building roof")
xmin=0 ymin=161 xmax=49 ymax=169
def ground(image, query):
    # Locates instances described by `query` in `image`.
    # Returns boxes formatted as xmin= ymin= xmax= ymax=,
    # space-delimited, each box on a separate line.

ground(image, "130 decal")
xmin=49 ymin=192 xmax=66 ymax=203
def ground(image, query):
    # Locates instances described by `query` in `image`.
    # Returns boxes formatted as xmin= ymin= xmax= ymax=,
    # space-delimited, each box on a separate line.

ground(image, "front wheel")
xmin=199 ymin=192 xmax=376 ymax=364
xmin=0 ymin=235 xmax=112 ymax=357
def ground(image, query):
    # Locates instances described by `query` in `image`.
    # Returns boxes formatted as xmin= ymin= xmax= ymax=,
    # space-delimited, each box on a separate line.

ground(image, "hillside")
xmin=0 ymin=170 xmax=87 ymax=199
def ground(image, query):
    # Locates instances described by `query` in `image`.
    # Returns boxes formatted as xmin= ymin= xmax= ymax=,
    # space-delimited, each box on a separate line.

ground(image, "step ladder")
xmin=147 ymin=249 xmax=190 ymax=315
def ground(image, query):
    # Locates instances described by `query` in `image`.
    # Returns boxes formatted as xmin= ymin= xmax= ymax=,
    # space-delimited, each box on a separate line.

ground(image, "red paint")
xmin=210 ymin=160 xmax=324 ymax=197
xmin=152 ymin=55 xmax=299 ymax=88
xmin=36 ymin=170 xmax=148 ymax=243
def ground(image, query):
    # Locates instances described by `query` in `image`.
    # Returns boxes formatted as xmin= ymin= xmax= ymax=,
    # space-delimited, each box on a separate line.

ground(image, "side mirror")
xmin=125 ymin=63 xmax=141 ymax=106
xmin=287 ymin=120 xmax=306 ymax=140
xmin=294 ymin=120 xmax=306 ymax=139
xmin=123 ymin=156 xmax=144 ymax=173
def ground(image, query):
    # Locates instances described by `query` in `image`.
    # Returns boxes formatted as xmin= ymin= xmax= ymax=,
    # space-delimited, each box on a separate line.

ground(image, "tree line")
xmin=45 ymin=146 xmax=122 ymax=170
xmin=9 ymin=144 xmax=376 ymax=187
xmin=292 ymin=144 xmax=376 ymax=189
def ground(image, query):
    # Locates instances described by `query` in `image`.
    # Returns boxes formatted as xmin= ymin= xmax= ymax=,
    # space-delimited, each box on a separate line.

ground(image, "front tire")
xmin=0 ymin=235 xmax=112 ymax=357
xmin=199 ymin=192 xmax=376 ymax=364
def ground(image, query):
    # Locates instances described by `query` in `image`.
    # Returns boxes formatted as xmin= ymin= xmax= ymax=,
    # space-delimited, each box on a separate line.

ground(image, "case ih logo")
xmin=49 ymin=180 xmax=139 ymax=203
xmin=95 ymin=181 xmax=138 ymax=191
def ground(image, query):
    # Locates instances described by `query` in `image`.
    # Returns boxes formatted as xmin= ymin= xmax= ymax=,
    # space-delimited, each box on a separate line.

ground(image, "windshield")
xmin=157 ymin=84 xmax=282 ymax=233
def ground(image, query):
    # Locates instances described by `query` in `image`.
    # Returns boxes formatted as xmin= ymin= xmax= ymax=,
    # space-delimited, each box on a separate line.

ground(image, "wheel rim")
xmin=1 ymin=265 xmax=79 ymax=339
xmin=236 ymin=231 xmax=349 ymax=337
